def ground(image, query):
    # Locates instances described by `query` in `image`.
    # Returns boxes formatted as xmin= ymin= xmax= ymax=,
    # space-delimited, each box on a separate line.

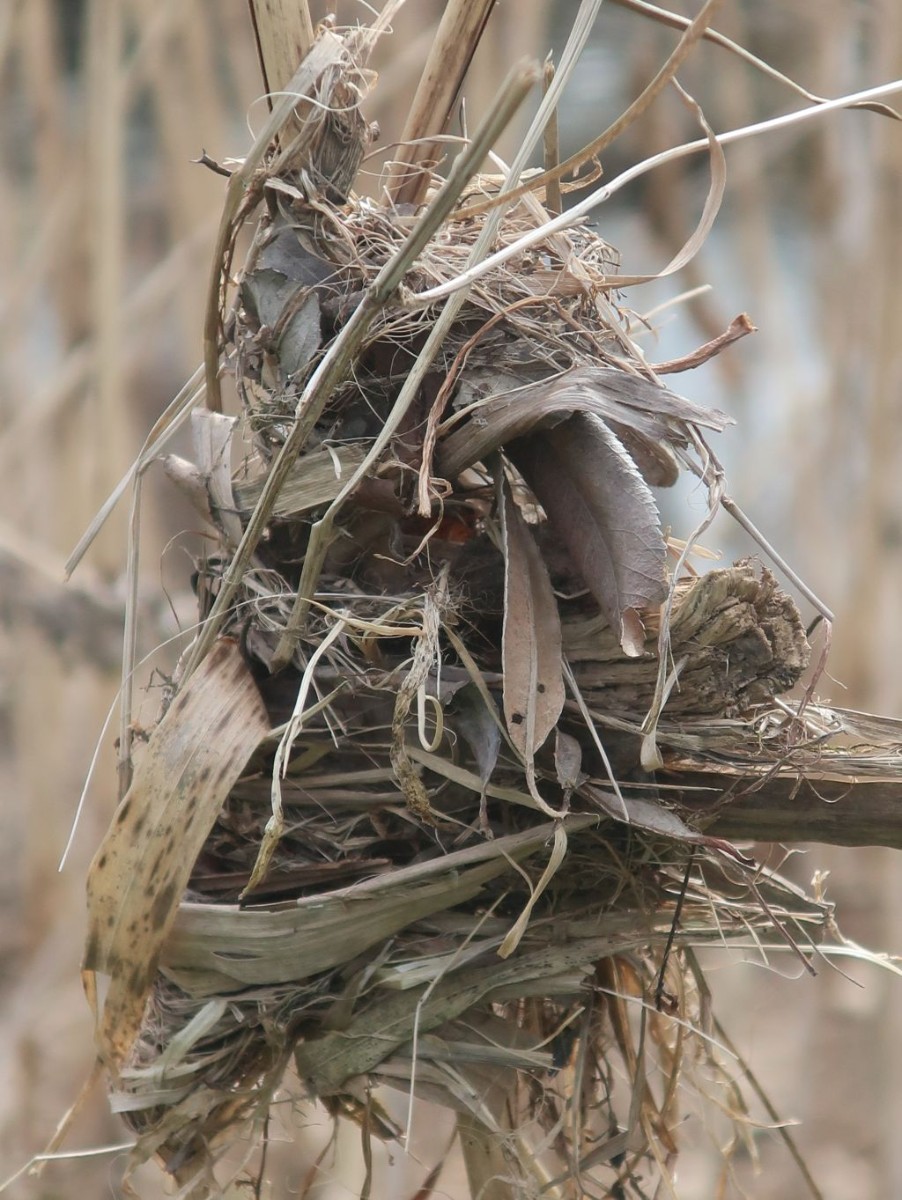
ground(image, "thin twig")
xmin=652 ymin=312 xmax=756 ymax=374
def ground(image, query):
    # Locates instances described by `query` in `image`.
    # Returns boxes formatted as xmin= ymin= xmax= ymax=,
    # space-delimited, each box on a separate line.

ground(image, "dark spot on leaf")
xmin=97 ymin=853 xmax=107 ymax=870
xmin=511 ymin=712 xmax=524 ymax=725
xmin=537 ymin=683 xmax=546 ymax=694
xmin=214 ymin=711 xmax=232 ymax=736
xmin=150 ymin=880 xmax=178 ymax=931
xmin=129 ymin=961 xmax=152 ymax=996
xmin=83 ymin=933 xmax=99 ymax=969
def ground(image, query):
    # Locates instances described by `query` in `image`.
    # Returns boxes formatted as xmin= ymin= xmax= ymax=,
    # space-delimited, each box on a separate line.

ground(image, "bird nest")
xmin=81 ymin=18 xmax=846 ymax=1200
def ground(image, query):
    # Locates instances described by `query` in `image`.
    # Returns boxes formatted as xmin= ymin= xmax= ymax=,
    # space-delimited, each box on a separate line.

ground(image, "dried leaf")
xmin=83 ymin=639 xmax=270 ymax=1071
xmin=510 ymin=413 xmax=666 ymax=656
xmin=241 ymin=267 xmax=299 ymax=331
xmin=447 ymin=682 xmax=502 ymax=791
xmin=585 ymin=784 xmax=694 ymax=839
xmin=278 ymin=292 xmax=322 ymax=377
xmin=233 ymin=443 xmax=368 ymax=519
xmin=554 ymin=730 xmax=584 ymax=798
xmin=439 ymin=365 xmax=730 ymax=480
xmin=584 ymin=785 xmax=755 ymax=866
xmin=499 ymin=476 xmax=565 ymax=761
xmin=609 ymin=422 xmax=680 ymax=487
xmin=192 ymin=409 xmax=243 ymax=546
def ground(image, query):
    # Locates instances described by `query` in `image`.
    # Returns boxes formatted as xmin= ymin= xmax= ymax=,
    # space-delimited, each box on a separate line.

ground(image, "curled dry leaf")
xmin=509 ymin=412 xmax=667 ymax=657
xmin=82 ymin=639 xmax=270 ymax=1071
xmin=500 ymin=476 xmax=565 ymax=763
xmin=438 ymin=364 xmax=730 ymax=481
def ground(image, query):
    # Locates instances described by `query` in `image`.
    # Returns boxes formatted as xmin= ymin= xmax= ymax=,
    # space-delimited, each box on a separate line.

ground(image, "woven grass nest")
xmin=81 ymin=18 xmax=846 ymax=1199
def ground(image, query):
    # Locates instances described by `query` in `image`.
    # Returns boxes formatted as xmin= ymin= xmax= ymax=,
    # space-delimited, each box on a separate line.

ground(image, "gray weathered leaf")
xmin=239 ymin=223 xmax=333 ymax=374
xmin=554 ymin=729 xmax=584 ymax=798
xmin=586 ymin=784 xmax=697 ymax=840
xmin=241 ymin=267 xmax=299 ymax=331
xmin=447 ymin=682 xmax=502 ymax=790
xmin=439 ymin=365 xmax=730 ymax=480
xmin=278 ymin=291 xmax=322 ymax=377
xmin=509 ymin=413 xmax=666 ymax=658
xmin=608 ymin=422 xmax=680 ymax=488
xmin=500 ymin=477 xmax=565 ymax=760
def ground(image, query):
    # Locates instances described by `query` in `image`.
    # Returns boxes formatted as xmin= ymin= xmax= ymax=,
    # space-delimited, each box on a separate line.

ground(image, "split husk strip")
xmin=78 ymin=9 xmax=902 ymax=1199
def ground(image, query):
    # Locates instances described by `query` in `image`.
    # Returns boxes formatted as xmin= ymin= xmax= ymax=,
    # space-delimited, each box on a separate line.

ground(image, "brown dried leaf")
xmin=439 ymin=365 xmax=730 ymax=481
xmin=500 ymin=477 xmax=565 ymax=761
xmin=554 ymin=729 xmax=584 ymax=798
xmin=510 ymin=413 xmax=667 ymax=657
xmin=83 ymin=639 xmax=269 ymax=1071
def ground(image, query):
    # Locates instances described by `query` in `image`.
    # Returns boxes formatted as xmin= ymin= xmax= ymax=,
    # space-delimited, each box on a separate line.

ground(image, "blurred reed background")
xmin=1 ymin=1 xmax=900 ymax=1196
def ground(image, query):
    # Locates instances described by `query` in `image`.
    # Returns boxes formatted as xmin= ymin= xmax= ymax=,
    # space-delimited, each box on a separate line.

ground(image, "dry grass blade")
xmin=83 ymin=639 xmax=269 ymax=1070
xmin=247 ymin=0 xmax=315 ymax=102
xmin=410 ymin=75 xmax=902 ymax=307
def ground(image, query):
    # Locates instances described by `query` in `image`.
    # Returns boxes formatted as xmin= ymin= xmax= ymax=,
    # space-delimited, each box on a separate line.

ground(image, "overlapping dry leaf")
xmin=510 ymin=412 xmax=666 ymax=656
xmin=83 ymin=639 xmax=269 ymax=1070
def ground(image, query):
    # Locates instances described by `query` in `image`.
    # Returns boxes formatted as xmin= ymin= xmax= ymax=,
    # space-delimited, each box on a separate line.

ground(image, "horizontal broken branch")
xmin=668 ymin=768 xmax=902 ymax=851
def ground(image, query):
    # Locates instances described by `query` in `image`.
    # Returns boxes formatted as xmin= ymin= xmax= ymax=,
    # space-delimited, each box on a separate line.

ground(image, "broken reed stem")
xmin=542 ymin=59 xmax=562 ymax=215
xmin=187 ymin=59 xmax=541 ymax=678
xmin=247 ymin=0 xmax=316 ymax=101
xmin=719 ymin=493 xmax=835 ymax=622
xmin=387 ymin=0 xmax=498 ymax=206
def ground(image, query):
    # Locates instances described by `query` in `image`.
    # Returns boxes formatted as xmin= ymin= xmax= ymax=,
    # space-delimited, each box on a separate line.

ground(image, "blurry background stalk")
xmin=0 ymin=1 xmax=900 ymax=1197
